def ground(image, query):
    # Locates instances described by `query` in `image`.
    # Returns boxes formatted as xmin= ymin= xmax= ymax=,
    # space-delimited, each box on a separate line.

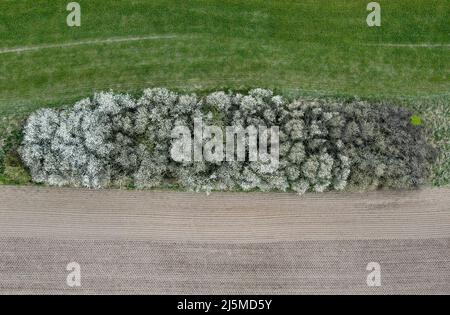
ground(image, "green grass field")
xmin=0 ymin=0 xmax=449 ymax=186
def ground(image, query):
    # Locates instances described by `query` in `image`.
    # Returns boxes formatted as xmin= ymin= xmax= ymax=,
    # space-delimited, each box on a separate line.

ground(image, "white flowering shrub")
xmin=20 ymin=89 xmax=435 ymax=193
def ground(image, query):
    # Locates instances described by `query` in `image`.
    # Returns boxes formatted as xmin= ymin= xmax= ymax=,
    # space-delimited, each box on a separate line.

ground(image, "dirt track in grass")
xmin=0 ymin=186 xmax=449 ymax=242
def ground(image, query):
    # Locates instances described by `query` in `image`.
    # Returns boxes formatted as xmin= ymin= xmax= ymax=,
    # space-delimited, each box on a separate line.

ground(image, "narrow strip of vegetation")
xmin=19 ymin=88 xmax=435 ymax=193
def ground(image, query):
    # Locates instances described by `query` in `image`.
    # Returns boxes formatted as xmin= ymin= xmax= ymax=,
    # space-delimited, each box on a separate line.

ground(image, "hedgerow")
xmin=20 ymin=89 xmax=435 ymax=193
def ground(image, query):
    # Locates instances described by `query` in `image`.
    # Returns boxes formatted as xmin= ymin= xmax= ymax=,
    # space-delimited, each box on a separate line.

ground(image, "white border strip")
xmin=0 ymin=35 xmax=180 ymax=55
xmin=365 ymin=43 xmax=450 ymax=48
